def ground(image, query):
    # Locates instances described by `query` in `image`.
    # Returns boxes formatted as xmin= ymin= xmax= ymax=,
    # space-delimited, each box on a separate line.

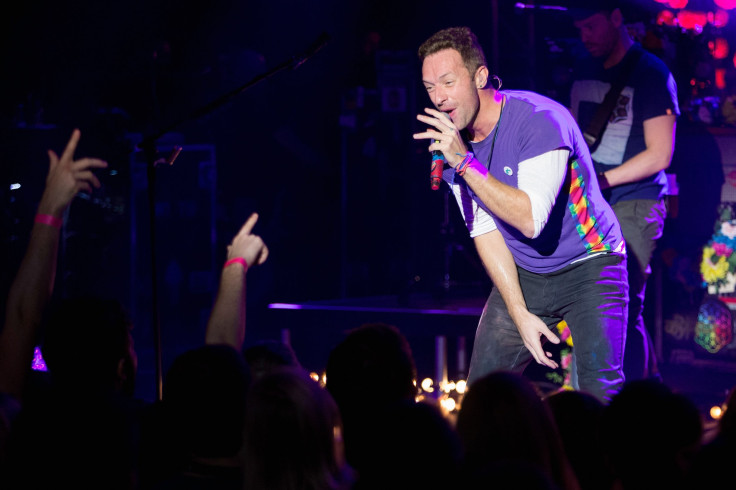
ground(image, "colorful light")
xmin=668 ymin=0 xmax=689 ymax=9
xmin=710 ymin=9 xmax=730 ymax=27
xmin=694 ymin=297 xmax=733 ymax=353
xmin=657 ymin=9 xmax=677 ymax=25
xmin=31 ymin=345 xmax=47 ymax=371
xmin=715 ymin=0 xmax=736 ymax=10
xmin=716 ymin=67 xmax=727 ymax=89
xmin=710 ymin=405 xmax=724 ymax=419
xmin=709 ymin=38 xmax=730 ymax=59
xmin=678 ymin=10 xmax=708 ymax=32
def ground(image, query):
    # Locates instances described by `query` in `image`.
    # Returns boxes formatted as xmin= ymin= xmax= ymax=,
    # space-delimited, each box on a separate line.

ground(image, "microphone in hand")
xmin=431 ymin=142 xmax=444 ymax=191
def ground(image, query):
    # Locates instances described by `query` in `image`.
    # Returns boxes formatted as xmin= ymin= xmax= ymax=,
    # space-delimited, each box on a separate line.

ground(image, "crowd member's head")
xmin=325 ymin=322 xmax=417 ymax=410
xmin=243 ymin=367 xmax=353 ymax=490
xmin=456 ymin=371 xmax=580 ymax=490
xmin=601 ymin=379 xmax=703 ymax=489
xmin=546 ymin=389 xmax=613 ymax=490
xmin=41 ymin=296 xmax=137 ymax=395
xmin=163 ymin=344 xmax=251 ymax=460
xmin=244 ymin=339 xmax=301 ymax=380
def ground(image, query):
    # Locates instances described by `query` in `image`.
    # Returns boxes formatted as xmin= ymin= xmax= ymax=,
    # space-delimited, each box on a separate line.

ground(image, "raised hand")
xmin=226 ymin=212 xmax=269 ymax=269
xmin=37 ymin=129 xmax=108 ymax=217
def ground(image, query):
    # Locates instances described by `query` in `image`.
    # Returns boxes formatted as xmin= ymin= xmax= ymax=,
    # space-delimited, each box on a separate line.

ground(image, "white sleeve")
xmin=444 ymin=167 xmax=497 ymax=238
xmin=517 ymin=149 xmax=569 ymax=239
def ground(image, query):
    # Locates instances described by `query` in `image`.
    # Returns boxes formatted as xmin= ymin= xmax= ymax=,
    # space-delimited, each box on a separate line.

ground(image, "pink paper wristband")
xmin=34 ymin=214 xmax=63 ymax=229
xmin=224 ymin=257 xmax=248 ymax=270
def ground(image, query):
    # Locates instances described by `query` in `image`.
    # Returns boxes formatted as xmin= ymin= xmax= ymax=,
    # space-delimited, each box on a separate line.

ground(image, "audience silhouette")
xmin=455 ymin=371 xmax=581 ymax=490
xmin=546 ymin=389 xmax=612 ymax=490
xmin=3 ymin=127 xmax=736 ymax=490
xmin=325 ymin=322 xmax=462 ymax=489
xmin=600 ymin=379 xmax=703 ymax=490
xmin=242 ymin=366 xmax=354 ymax=490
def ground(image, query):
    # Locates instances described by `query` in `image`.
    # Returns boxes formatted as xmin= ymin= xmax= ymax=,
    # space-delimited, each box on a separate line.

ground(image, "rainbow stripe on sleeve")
xmin=568 ymin=160 xmax=611 ymax=253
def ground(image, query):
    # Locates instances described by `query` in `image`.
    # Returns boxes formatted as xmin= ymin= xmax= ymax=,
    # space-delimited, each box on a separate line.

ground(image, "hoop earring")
xmin=492 ymin=75 xmax=502 ymax=90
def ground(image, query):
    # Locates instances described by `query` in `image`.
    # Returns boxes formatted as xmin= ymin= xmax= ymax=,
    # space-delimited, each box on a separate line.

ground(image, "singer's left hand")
xmin=413 ymin=108 xmax=468 ymax=167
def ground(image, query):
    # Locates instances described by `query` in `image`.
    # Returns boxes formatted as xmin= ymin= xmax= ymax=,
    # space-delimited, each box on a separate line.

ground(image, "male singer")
xmin=413 ymin=26 xmax=629 ymax=402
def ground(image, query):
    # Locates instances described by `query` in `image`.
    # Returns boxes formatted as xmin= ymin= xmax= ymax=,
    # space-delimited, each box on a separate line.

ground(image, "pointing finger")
xmin=60 ymin=129 xmax=81 ymax=164
xmin=238 ymin=212 xmax=259 ymax=237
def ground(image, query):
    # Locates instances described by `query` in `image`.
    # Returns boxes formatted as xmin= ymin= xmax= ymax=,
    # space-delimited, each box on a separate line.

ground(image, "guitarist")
xmin=569 ymin=2 xmax=679 ymax=383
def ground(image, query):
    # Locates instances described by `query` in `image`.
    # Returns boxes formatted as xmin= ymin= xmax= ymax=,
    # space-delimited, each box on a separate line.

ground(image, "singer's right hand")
xmin=412 ymin=108 xmax=467 ymax=167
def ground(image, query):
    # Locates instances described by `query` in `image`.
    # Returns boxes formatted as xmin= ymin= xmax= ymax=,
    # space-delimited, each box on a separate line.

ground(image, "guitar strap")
xmin=583 ymin=48 xmax=643 ymax=152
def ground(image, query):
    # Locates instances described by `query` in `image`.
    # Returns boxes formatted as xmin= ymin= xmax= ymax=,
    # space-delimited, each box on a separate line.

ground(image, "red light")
xmin=668 ymin=0 xmax=688 ymax=8
xmin=713 ymin=9 xmax=730 ymax=27
xmin=715 ymin=0 xmax=736 ymax=10
xmin=678 ymin=10 xmax=708 ymax=31
xmin=716 ymin=68 xmax=727 ymax=89
xmin=711 ymin=38 xmax=730 ymax=59
xmin=657 ymin=9 xmax=676 ymax=25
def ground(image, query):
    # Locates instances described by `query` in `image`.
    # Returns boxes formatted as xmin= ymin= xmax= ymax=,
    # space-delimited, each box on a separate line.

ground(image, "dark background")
xmin=1 ymin=0 xmax=734 ymax=404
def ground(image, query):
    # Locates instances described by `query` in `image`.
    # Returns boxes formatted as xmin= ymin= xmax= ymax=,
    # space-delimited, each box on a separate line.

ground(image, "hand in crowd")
xmin=37 ymin=128 xmax=107 ymax=217
xmin=226 ymin=212 xmax=269 ymax=269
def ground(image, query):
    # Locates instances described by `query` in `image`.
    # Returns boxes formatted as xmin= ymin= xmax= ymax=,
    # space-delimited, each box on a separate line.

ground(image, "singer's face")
xmin=422 ymin=49 xmax=479 ymax=131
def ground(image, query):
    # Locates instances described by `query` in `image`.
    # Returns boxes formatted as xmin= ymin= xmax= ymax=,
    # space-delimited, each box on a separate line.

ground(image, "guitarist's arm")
xmin=596 ymin=113 xmax=676 ymax=189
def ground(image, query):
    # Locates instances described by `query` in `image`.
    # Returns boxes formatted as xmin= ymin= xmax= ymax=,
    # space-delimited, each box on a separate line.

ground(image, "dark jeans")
xmin=466 ymin=253 xmax=628 ymax=403
xmin=612 ymin=199 xmax=666 ymax=381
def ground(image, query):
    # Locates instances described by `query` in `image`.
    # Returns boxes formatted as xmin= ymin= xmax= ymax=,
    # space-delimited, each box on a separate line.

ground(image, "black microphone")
xmin=431 ymin=142 xmax=444 ymax=191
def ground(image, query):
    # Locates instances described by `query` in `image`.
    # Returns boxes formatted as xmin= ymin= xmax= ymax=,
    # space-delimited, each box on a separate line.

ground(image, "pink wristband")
xmin=35 ymin=214 xmax=63 ymax=229
xmin=224 ymin=257 xmax=248 ymax=270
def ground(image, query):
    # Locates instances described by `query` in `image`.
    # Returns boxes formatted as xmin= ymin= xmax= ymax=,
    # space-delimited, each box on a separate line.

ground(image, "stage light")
xmin=657 ymin=10 xmax=676 ymax=25
xmin=715 ymin=0 xmax=736 ymax=10
xmin=31 ymin=346 xmax=47 ymax=371
xmin=710 ymin=405 xmax=724 ymax=419
xmin=440 ymin=396 xmax=456 ymax=413
xmin=710 ymin=9 xmax=730 ymax=27
xmin=456 ymin=380 xmax=467 ymax=394
xmin=421 ymin=377 xmax=434 ymax=393
xmin=678 ymin=10 xmax=708 ymax=32
xmin=716 ymin=68 xmax=727 ymax=89
xmin=694 ymin=297 xmax=733 ymax=354
xmin=668 ymin=0 xmax=688 ymax=9
xmin=710 ymin=37 xmax=730 ymax=59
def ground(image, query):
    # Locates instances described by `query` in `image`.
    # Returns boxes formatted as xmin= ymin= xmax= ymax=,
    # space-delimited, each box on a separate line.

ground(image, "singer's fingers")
xmin=423 ymin=108 xmax=455 ymax=127
xmin=412 ymin=129 xmax=444 ymax=142
xmin=416 ymin=114 xmax=452 ymax=133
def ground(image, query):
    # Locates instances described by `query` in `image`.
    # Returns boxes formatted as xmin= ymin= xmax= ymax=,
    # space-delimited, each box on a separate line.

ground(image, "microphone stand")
xmin=136 ymin=32 xmax=330 ymax=401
